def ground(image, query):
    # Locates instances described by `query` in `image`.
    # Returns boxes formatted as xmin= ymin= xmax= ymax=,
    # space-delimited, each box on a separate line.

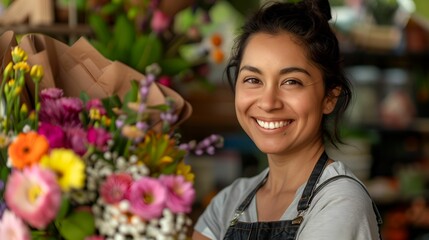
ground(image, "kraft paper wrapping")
xmin=0 ymin=30 xmax=192 ymax=127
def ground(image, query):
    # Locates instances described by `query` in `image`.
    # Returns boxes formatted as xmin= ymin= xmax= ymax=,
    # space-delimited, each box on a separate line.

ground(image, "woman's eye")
xmin=282 ymin=79 xmax=301 ymax=86
xmin=243 ymin=78 xmax=260 ymax=84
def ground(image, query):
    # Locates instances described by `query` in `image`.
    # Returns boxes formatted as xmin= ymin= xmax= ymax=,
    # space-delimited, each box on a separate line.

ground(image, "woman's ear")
xmin=323 ymin=86 xmax=341 ymax=114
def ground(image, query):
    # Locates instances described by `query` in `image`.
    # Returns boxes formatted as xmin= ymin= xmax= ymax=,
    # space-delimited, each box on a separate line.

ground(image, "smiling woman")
xmin=192 ymin=0 xmax=383 ymax=240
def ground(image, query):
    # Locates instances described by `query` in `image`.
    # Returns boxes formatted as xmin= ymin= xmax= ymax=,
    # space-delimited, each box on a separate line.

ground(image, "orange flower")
xmin=211 ymin=34 xmax=223 ymax=47
xmin=8 ymin=132 xmax=49 ymax=169
xmin=211 ymin=48 xmax=224 ymax=64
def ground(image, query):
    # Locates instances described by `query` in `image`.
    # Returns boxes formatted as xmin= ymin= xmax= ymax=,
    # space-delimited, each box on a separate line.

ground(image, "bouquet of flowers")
xmin=0 ymin=46 xmax=223 ymax=240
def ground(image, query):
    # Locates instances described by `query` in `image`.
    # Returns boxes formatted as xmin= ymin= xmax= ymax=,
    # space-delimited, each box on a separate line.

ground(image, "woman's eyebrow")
xmin=239 ymin=65 xmax=261 ymax=74
xmin=239 ymin=65 xmax=311 ymax=77
xmin=279 ymin=67 xmax=311 ymax=76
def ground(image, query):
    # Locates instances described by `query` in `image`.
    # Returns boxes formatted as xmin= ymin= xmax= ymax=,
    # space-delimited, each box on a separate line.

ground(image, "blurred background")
xmin=1 ymin=0 xmax=429 ymax=239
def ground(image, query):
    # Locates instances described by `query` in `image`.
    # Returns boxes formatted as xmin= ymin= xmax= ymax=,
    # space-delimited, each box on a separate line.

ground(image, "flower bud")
xmin=13 ymin=86 xmax=22 ymax=96
xmin=3 ymin=62 xmax=13 ymax=79
xmin=30 ymin=65 xmax=44 ymax=83
xmin=11 ymin=46 xmax=28 ymax=63
xmin=20 ymin=103 xmax=28 ymax=114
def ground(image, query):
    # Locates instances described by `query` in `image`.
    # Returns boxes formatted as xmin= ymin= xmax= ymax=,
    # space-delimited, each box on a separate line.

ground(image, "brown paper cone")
xmin=14 ymin=32 xmax=192 ymax=127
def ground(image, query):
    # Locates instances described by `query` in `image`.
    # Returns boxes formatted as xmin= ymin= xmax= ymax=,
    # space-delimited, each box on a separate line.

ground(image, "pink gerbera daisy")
xmin=0 ymin=210 xmax=30 ymax=240
xmin=160 ymin=175 xmax=195 ymax=213
xmin=5 ymin=166 xmax=61 ymax=229
xmin=100 ymin=173 xmax=133 ymax=204
xmin=128 ymin=177 xmax=167 ymax=220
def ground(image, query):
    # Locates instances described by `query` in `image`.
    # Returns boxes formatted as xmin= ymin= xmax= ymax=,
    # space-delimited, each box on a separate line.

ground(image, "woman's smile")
xmin=255 ymin=119 xmax=294 ymax=130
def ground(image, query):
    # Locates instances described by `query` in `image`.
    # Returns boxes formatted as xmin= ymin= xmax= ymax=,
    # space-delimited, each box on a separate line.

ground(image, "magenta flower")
xmin=159 ymin=175 xmax=195 ymax=213
xmin=65 ymin=127 xmax=88 ymax=156
xmin=59 ymin=97 xmax=84 ymax=125
xmin=158 ymin=75 xmax=172 ymax=88
xmin=39 ymin=94 xmax=83 ymax=128
xmin=38 ymin=122 xmax=66 ymax=149
xmin=5 ymin=166 xmax=61 ymax=229
xmin=0 ymin=210 xmax=31 ymax=240
xmin=87 ymin=127 xmax=111 ymax=151
xmin=128 ymin=177 xmax=167 ymax=220
xmin=100 ymin=173 xmax=133 ymax=204
xmin=151 ymin=10 xmax=171 ymax=33
xmin=86 ymin=99 xmax=106 ymax=115
xmin=40 ymin=88 xmax=64 ymax=101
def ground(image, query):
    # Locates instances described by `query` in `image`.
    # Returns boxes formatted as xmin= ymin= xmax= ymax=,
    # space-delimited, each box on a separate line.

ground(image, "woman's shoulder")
xmin=315 ymin=160 xmax=372 ymax=201
xmin=216 ymin=168 xmax=269 ymax=200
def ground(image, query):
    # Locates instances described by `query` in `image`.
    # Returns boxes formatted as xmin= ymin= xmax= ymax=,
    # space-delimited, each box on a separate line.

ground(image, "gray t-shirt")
xmin=194 ymin=161 xmax=381 ymax=239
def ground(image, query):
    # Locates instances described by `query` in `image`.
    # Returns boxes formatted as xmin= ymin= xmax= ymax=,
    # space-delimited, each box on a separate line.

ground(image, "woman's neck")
xmin=264 ymin=145 xmax=326 ymax=194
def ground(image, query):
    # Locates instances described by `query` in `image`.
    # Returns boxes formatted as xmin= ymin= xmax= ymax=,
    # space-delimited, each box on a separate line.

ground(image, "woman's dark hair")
xmin=225 ymin=0 xmax=352 ymax=146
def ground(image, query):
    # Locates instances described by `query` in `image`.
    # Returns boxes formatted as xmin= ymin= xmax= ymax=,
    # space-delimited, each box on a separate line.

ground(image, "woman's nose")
xmin=257 ymin=87 xmax=283 ymax=111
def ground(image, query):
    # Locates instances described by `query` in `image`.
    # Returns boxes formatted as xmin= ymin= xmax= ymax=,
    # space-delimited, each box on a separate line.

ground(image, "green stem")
xmin=34 ymin=81 xmax=39 ymax=130
xmin=165 ymin=34 xmax=188 ymax=58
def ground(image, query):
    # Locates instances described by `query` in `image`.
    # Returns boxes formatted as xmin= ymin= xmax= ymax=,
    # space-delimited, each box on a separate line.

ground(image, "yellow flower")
xmin=40 ymin=149 xmax=85 ymax=191
xmin=11 ymin=46 xmax=28 ymax=63
xmin=7 ymin=79 xmax=15 ymax=87
xmin=3 ymin=62 xmax=13 ymax=78
xmin=30 ymin=65 xmax=44 ymax=83
xmin=89 ymin=108 xmax=101 ymax=120
xmin=20 ymin=103 xmax=28 ymax=114
xmin=176 ymin=161 xmax=194 ymax=183
xmin=13 ymin=62 xmax=30 ymax=73
xmin=13 ymin=86 xmax=22 ymax=96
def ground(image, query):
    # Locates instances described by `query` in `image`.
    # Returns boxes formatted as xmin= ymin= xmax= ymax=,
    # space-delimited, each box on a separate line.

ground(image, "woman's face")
xmin=235 ymin=32 xmax=337 ymax=156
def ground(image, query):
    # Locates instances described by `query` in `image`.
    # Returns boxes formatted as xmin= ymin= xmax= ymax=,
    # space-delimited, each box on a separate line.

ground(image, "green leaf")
xmin=159 ymin=58 xmax=190 ymax=76
xmin=79 ymin=91 xmax=90 ymax=104
xmin=88 ymin=14 xmax=111 ymax=44
xmin=56 ymin=210 xmax=95 ymax=240
xmin=100 ymin=2 xmax=121 ymax=15
xmin=113 ymin=14 xmax=136 ymax=61
xmin=131 ymin=34 xmax=163 ymax=72
xmin=55 ymin=198 xmax=70 ymax=221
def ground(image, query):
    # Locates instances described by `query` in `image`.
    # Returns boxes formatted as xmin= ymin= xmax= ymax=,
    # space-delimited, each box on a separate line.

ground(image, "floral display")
xmin=86 ymin=0 xmax=244 ymax=92
xmin=0 ymin=46 xmax=223 ymax=239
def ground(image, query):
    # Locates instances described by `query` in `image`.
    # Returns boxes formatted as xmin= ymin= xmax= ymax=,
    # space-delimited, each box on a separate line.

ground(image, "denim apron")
xmin=223 ymin=152 xmax=383 ymax=240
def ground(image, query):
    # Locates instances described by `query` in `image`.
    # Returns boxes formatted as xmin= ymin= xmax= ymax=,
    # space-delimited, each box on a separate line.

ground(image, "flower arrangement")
xmin=0 ymin=46 xmax=223 ymax=239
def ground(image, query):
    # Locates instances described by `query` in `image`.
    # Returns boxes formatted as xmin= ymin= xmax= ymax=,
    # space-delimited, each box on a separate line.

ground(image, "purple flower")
xmin=38 ymin=122 xmax=66 ymax=149
xmin=40 ymin=88 xmax=63 ymax=101
xmin=128 ymin=177 xmax=167 ymax=220
xmin=0 ymin=202 xmax=6 ymax=218
xmin=65 ymin=127 xmax=88 ymax=156
xmin=159 ymin=175 xmax=195 ymax=213
xmin=39 ymin=97 xmax=83 ymax=128
xmin=60 ymin=98 xmax=83 ymax=125
xmin=87 ymin=127 xmax=111 ymax=151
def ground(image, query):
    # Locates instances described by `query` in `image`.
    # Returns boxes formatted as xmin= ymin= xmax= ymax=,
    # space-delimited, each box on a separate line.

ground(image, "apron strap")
xmin=296 ymin=152 xmax=329 ymax=212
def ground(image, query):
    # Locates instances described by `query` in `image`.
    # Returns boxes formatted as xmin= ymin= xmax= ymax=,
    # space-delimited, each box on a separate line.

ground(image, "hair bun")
xmin=305 ymin=0 xmax=332 ymax=21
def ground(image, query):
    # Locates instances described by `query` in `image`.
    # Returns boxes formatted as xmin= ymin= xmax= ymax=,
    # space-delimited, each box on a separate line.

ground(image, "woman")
xmin=193 ymin=0 xmax=383 ymax=239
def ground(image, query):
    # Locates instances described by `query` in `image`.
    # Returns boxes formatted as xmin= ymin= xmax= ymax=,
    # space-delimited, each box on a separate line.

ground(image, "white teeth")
xmin=256 ymin=119 xmax=291 ymax=130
